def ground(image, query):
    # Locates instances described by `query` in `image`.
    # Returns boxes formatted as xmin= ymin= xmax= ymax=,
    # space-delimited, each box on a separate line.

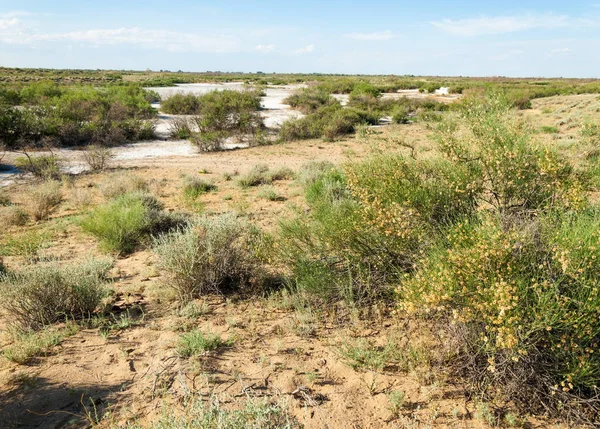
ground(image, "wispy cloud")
xmin=550 ymin=47 xmax=572 ymax=55
xmin=430 ymin=14 xmax=598 ymax=36
xmin=0 ymin=25 xmax=242 ymax=53
xmin=344 ymin=30 xmax=396 ymax=41
xmin=0 ymin=11 xmax=33 ymax=19
xmin=294 ymin=44 xmax=314 ymax=54
xmin=255 ymin=44 xmax=275 ymax=53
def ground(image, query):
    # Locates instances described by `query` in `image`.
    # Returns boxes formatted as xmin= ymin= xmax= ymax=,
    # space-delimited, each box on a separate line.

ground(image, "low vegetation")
xmin=81 ymin=192 xmax=187 ymax=254
xmin=0 ymin=82 xmax=156 ymax=149
xmin=162 ymin=89 xmax=265 ymax=151
xmin=0 ymin=258 xmax=111 ymax=330
xmin=26 ymin=180 xmax=63 ymax=221
xmin=154 ymin=214 xmax=263 ymax=302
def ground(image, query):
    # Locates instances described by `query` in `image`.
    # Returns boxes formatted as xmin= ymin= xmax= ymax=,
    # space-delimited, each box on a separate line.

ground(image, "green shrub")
xmin=278 ymin=169 xmax=407 ymax=304
xmin=177 ymin=329 xmax=230 ymax=357
xmin=257 ymin=186 xmax=285 ymax=201
xmin=0 ymin=259 xmax=111 ymax=330
xmin=80 ymin=192 xmax=185 ymax=254
xmin=399 ymin=212 xmax=600 ymax=419
xmin=4 ymin=323 xmax=80 ymax=364
xmin=14 ymin=155 xmax=61 ymax=180
xmin=278 ymin=104 xmax=378 ymax=142
xmin=350 ymin=81 xmax=381 ymax=98
xmin=238 ymin=164 xmax=272 ymax=187
xmin=437 ymin=96 xmax=583 ymax=214
xmin=26 ymin=180 xmax=63 ymax=221
xmin=168 ymin=116 xmax=194 ymax=139
xmin=391 ymin=105 xmax=410 ymax=124
xmin=0 ymin=84 xmax=155 ymax=149
xmin=154 ymin=214 xmax=262 ymax=301
xmin=161 ymin=93 xmax=201 ymax=114
xmin=283 ymin=87 xmax=338 ymax=113
xmin=0 ymin=230 xmax=50 ymax=261
xmin=183 ymin=175 xmax=217 ymax=202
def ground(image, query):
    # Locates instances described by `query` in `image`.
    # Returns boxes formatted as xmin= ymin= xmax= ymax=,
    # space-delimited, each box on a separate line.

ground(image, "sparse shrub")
xmin=14 ymin=155 xmax=61 ymax=180
xmin=190 ymin=130 xmax=229 ymax=152
xmin=0 ymin=188 xmax=10 ymax=206
xmin=0 ymin=205 xmax=29 ymax=227
xmin=258 ymin=186 xmax=285 ymax=201
xmin=183 ymin=175 xmax=217 ymax=202
xmin=177 ymin=329 xmax=230 ymax=357
xmin=541 ymin=125 xmax=559 ymax=134
xmin=0 ymin=230 xmax=50 ymax=261
xmin=168 ymin=116 xmax=194 ymax=139
xmin=238 ymin=164 xmax=272 ymax=188
xmin=0 ymin=258 xmax=111 ymax=330
xmin=296 ymin=161 xmax=335 ymax=186
xmin=154 ymin=214 xmax=262 ymax=301
xmin=3 ymin=323 xmax=80 ymax=364
xmin=98 ymin=172 xmax=148 ymax=199
xmin=391 ymin=105 xmax=410 ymax=124
xmin=82 ymin=145 xmax=113 ymax=172
xmin=26 ymin=180 xmax=63 ymax=221
xmin=338 ymin=338 xmax=401 ymax=372
xmin=133 ymin=395 xmax=298 ymax=428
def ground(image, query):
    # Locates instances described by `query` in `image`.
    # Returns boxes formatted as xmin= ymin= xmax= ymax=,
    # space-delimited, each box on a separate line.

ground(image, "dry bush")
xmin=82 ymin=145 xmax=113 ymax=172
xmin=26 ymin=181 xmax=63 ymax=221
xmin=98 ymin=171 xmax=148 ymax=199
xmin=0 ymin=205 xmax=29 ymax=227
xmin=70 ymin=187 xmax=94 ymax=210
xmin=154 ymin=214 xmax=262 ymax=302
xmin=0 ymin=258 xmax=112 ymax=330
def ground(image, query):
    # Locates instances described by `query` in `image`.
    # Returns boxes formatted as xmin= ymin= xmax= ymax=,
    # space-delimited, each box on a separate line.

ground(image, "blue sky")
xmin=1 ymin=1 xmax=600 ymax=77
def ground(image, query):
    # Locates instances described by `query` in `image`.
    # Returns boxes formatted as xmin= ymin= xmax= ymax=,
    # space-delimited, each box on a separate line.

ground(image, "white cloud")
xmin=551 ymin=47 xmax=572 ymax=55
xmin=429 ymin=14 xmax=598 ymax=36
xmin=294 ymin=44 xmax=314 ymax=54
xmin=0 ymin=18 xmax=20 ymax=30
xmin=0 ymin=25 xmax=241 ymax=53
xmin=255 ymin=44 xmax=275 ymax=52
xmin=344 ymin=30 xmax=396 ymax=41
xmin=0 ymin=11 xmax=32 ymax=19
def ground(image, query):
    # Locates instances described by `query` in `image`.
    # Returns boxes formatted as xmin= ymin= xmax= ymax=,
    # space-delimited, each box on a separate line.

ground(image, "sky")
xmin=1 ymin=1 xmax=600 ymax=77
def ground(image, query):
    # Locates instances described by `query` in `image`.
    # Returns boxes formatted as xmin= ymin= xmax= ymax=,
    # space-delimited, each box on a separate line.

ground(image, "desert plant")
xmin=177 ymin=329 xmax=230 ymax=357
xmin=80 ymin=193 xmax=152 ymax=254
xmin=0 ymin=258 xmax=111 ymax=330
xmin=182 ymin=175 xmax=217 ymax=202
xmin=3 ymin=323 xmax=80 ymax=364
xmin=0 ymin=205 xmax=29 ymax=227
xmin=26 ymin=180 xmax=63 ymax=221
xmin=257 ymin=186 xmax=285 ymax=202
xmin=283 ymin=87 xmax=338 ymax=113
xmin=82 ymin=145 xmax=113 ymax=171
xmin=168 ymin=116 xmax=195 ymax=139
xmin=98 ymin=172 xmax=148 ymax=199
xmin=154 ymin=214 xmax=262 ymax=301
xmin=129 ymin=395 xmax=298 ymax=429
xmin=0 ymin=230 xmax=50 ymax=261
xmin=14 ymin=155 xmax=61 ymax=180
